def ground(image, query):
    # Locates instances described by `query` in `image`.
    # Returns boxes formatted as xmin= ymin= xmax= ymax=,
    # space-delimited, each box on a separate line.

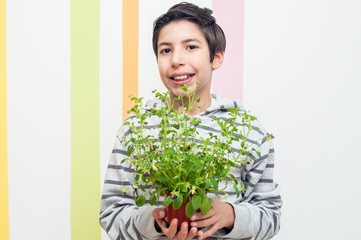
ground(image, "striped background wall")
xmin=0 ymin=1 xmax=244 ymax=240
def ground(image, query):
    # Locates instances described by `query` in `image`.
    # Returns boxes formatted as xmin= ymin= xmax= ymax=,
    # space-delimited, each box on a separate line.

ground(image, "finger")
xmin=152 ymin=207 xmax=165 ymax=220
xmin=155 ymin=218 xmax=178 ymax=238
xmin=191 ymin=215 xmax=216 ymax=228
xmin=155 ymin=218 xmax=165 ymax=232
xmin=186 ymin=227 xmax=198 ymax=240
xmin=175 ymin=222 xmax=188 ymax=240
xmin=165 ymin=218 xmax=179 ymax=238
xmin=190 ymin=209 xmax=214 ymax=221
xmin=153 ymin=208 xmax=166 ymax=232
xmin=197 ymin=224 xmax=218 ymax=240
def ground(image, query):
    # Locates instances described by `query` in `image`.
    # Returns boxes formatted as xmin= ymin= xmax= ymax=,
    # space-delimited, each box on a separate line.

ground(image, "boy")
xmin=99 ymin=2 xmax=282 ymax=240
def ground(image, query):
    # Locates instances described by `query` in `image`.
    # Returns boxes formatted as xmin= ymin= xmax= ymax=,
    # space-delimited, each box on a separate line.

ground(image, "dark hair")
xmin=152 ymin=2 xmax=226 ymax=62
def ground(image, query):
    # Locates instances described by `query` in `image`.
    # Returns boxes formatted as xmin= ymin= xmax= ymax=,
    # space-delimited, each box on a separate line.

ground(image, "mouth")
xmin=170 ymin=74 xmax=195 ymax=85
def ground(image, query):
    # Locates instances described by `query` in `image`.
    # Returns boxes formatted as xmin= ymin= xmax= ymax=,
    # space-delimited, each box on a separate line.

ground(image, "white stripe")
xmin=99 ymin=1 xmax=123 ymax=239
xmin=7 ymin=1 xmax=70 ymax=240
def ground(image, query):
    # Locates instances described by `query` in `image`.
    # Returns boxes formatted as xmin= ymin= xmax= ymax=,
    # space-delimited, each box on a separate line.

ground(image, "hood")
xmin=143 ymin=93 xmax=244 ymax=116
xmin=199 ymin=93 xmax=245 ymax=116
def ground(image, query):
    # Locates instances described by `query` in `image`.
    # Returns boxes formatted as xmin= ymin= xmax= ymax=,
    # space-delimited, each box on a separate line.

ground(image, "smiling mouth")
xmin=170 ymin=74 xmax=195 ymax=81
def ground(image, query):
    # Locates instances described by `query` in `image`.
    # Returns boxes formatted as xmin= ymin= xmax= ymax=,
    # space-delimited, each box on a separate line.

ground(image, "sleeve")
xmin=99 ymin=126 xmax=164 ymax=240
xmin=217 ymin=135 xmax=282 ymax=240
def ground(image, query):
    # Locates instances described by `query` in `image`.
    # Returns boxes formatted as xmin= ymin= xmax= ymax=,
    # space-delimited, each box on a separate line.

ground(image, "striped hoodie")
xmin=99 ymin=93 xmax=282 ymax=240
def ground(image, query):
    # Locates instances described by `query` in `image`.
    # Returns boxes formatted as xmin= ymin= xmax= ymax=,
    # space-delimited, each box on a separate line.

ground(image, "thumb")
xmin=152 ymin=207 xmax=166 ymax=220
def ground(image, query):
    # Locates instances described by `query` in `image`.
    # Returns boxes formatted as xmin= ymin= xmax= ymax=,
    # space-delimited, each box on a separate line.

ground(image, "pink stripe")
xmin=212 ymin=0 xmax=244 ymax=101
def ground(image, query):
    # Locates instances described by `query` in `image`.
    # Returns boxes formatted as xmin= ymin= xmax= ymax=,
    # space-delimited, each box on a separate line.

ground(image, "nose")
xmin=171 ymin=49 xmax=184 ymax=68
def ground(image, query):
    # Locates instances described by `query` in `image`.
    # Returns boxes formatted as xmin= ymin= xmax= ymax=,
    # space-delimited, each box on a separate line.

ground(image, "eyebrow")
xmin=158 ymin=38 xmax=202 ymax=48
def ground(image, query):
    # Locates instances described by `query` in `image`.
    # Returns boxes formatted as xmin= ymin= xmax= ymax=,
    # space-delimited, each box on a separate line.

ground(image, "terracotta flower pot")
xmin=165 ymin=197 xmax=191 ymax=227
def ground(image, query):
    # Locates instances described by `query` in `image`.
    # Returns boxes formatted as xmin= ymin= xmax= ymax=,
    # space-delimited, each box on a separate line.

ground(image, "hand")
xmin=189 ymin=199 xmax=235 ymax=240
xmin=152 ymin=207 xmax=198 ymax=240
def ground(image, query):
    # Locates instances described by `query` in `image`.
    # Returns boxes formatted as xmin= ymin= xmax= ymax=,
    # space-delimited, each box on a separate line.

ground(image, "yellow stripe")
xmin=0 ymin=0 xmax=9 ymax=239
xmin=123 ymin=0 xmax=139 ymax=119
xmin=71 ymin=0 xmax=101 ymax=239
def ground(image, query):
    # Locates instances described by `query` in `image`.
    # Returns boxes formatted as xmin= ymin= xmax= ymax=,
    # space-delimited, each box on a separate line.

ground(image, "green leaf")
xmin=126 ymin=147 xmax=134 ymax=157
xmin=210 ymin=176 xmax=218 ymax=190
xmin=163 ymin=196 xmax=172 ymax=207
xmin=150 ymin=194 xmax=156 ymax=205
xmin=173 ymin=176 xmax=180 ymax=183
xmin=173 ymin=195 xmax=183 ymax=210
xmin=201 ymin=197 xmax=212 ymax=215
xmin=198 ymin=188 xmax=205 ymax=197
xmin=180 ymin=185 xmax=188 ymax=193
xmin=135 ymin=195 xmax=145 ymax=207
xmin=233 ymin=183 xmax=240 ymax=198
xmin=191 ymin=195 xmax=201 ymax=210
xmin=222 ymin=168 xmax=227 ymax=176
xmin=204 ymin=179 xmax=210 ymax=189
xmin=158 ymin=175 xmax=165 ymax=183
xmin=186 ymin=201 xmax=197 ymax=218
xmin=193 ymin=160 xmax=201 ymax=168
xmin=252 ymin=148 xmax=261 ymax=157
xmin=171 ymin=124 xmax=180 ymax=130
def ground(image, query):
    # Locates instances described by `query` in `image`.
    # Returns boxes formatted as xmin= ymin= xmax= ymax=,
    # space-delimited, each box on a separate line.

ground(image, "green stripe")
xmin=71 ymin=0 xmax=101 ymax=239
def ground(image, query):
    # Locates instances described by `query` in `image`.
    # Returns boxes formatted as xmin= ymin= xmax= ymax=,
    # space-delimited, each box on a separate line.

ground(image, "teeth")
xmin=173 ymin=74 xmax=190 ymax=80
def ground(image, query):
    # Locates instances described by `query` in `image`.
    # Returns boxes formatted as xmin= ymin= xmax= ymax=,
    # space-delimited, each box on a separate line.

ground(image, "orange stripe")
xmin=122 ymin=0 xmax=138 ymax=119
xmin=0 ymin=0 xmax=9 ymax=239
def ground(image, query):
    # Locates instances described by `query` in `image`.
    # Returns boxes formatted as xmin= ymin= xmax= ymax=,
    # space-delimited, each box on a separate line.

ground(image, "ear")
xmin=211 ymin=51 xmax=224 ymax=70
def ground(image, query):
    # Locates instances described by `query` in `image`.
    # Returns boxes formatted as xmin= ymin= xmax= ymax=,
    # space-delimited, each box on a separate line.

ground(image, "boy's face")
xmin=156 ymin=20 xmax=223 ymax=100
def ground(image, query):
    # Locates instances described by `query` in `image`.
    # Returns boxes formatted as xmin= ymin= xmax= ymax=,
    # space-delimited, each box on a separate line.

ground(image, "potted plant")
xmin=120 ymin=84 xmax=268 ymax=226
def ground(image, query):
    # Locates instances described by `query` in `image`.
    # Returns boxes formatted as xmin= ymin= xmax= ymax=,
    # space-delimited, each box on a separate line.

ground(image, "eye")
xmin=187 ymin=45 xmax=197 ymax=50
xmin=160 ymin=48 xmax=171 ymax=54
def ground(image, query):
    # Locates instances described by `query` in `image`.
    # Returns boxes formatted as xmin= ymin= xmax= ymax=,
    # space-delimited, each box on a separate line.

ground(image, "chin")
xmin=172 ymin=87 xmax=196 ymax=97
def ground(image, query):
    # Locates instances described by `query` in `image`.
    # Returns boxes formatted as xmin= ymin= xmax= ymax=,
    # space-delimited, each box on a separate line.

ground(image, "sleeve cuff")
xmin=135 ymin=206 xmax=164 ymax=239
xmin=216 ymin=202 xmax=253 ymax=239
